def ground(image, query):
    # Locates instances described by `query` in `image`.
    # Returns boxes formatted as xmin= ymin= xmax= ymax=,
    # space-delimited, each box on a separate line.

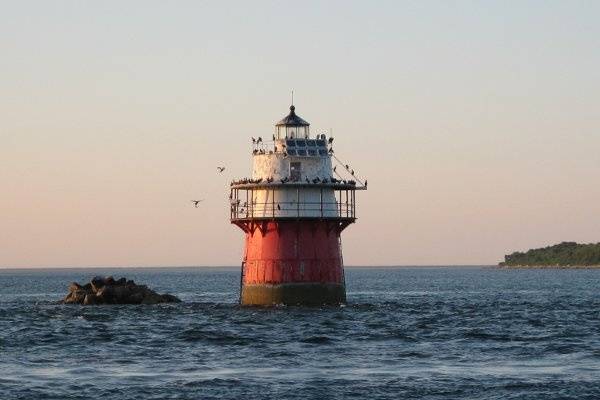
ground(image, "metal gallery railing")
xmin=229 ymin=187 xmax=356 ymax=220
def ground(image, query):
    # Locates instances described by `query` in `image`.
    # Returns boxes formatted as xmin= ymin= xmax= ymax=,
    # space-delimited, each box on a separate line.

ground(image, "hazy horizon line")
xmin=0 ymin=264 xmax=497 ymax=271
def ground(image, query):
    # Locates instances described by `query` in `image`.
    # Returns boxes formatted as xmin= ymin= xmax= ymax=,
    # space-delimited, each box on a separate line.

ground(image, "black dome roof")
xmin=275 ymin=105 xmax=310 ymax=127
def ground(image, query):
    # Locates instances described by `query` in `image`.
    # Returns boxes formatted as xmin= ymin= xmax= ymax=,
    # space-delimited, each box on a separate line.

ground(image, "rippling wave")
xmin=1 ymin=267 xmax=600 ymax=399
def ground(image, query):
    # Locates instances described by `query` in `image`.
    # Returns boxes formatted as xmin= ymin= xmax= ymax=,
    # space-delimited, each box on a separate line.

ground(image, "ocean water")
xmin=1 ymin=267 xmax=599 ymax=400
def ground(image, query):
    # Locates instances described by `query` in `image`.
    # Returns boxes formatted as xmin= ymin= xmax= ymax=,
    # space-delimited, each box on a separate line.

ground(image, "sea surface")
xmin=1 ymin=267 xmax=599 ymax=399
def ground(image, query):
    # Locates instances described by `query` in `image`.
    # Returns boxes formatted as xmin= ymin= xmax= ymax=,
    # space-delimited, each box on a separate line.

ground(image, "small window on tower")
xmin=290 ymin=162 xmax=301 ymax=182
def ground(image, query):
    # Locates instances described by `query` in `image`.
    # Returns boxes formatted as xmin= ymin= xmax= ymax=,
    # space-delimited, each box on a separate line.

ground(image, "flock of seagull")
xmin=229 ymin=176 xmax=363 ymax=186
xmin=190 ymin=166 xmax=226 ymax=207
xmin=192 ymin=136 xmax=366 ymax=208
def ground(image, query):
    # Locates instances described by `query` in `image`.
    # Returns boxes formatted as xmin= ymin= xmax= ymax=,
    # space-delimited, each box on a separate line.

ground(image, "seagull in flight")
xmin=217 ymin=166 xmax=226 ymax=173
xmin=191 ymin=200 xmax=204 ymax=208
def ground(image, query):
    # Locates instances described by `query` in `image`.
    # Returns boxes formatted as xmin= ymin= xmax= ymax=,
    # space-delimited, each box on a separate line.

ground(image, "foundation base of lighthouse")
xmin=237 ymin=220 xmax=348 ymax=306
xmin=241 ymin=283 xmax=345 ymax=306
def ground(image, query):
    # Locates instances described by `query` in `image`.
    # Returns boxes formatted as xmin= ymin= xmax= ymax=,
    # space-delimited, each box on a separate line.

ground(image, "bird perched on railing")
xmin=333 ymin=166 xmax=336 ymax=172
xmin=257 ymin=137 xmax=263 ymax=143
xmin=252 ymin=137 xmax=256 ymax=144
xmin=364 ymin=180 xmax=368 ymax=188
xmin=328 ymin=137 xmax=334 ymax=144
xmin=345 ymin=164 xmax=349 ymax=170
xmin=351 ymin=169 xmax=354 ymax=176
xmin=305 ymin=177 xmax=310 ymax=183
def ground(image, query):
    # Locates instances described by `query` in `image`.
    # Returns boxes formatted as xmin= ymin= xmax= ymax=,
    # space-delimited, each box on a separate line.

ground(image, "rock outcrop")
xmin=61 ymin=276 xmax=181 ymax=305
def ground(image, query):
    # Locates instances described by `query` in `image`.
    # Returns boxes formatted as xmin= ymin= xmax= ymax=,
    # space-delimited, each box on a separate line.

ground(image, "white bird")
xmin=191 ymin=200 xmax=204 ymax=208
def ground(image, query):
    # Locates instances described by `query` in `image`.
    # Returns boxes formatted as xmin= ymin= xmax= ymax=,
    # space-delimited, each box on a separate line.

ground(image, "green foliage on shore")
xmin=500 ymin=242 xmax=600 ymax=267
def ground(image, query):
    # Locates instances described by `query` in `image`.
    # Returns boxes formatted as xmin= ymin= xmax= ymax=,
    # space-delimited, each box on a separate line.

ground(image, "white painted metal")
xmin=250 ymin=147 xmax=337 ymax=218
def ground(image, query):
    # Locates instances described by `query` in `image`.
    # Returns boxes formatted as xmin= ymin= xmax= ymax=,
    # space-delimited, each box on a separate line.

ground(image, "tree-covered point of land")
xmin=500 ymin=242 xmax=600 ymax=267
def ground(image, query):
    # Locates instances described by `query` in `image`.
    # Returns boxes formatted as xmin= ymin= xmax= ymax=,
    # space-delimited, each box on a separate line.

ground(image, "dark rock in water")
xmin=90 ymin=276 xmax=106 ymax=292
xmin=61 ymin=276 xmax=181 ymax=305
xmin=68 ymin=282 xmax=82 ymax=293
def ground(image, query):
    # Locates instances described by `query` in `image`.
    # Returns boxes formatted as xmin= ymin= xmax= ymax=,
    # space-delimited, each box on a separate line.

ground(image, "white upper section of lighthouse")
xmin=230 ymin=104 xmax=364 ymax=222
xmin=252 ymin=106 xmax=333 ymax=182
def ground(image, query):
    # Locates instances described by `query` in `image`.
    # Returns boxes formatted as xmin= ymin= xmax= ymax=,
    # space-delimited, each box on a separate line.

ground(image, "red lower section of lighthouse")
xmin=238 ymin=220 xmax=346 ymax=305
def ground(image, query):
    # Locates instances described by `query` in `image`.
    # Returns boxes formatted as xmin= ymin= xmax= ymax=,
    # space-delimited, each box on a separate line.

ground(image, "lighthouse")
xmin=230 ymin=104 xmax=366 ymax=305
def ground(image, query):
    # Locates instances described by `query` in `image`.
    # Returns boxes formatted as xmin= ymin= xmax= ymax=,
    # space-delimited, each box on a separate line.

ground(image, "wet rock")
xmin=83 ymin=293 xmax=97 ymax=305
xmin=90 ymin=276 xmax=106 ymax=292
xmin=60 ymin=276 xmax=181 ymax=305
xmin=68 ymin=282 xmax=82 ymax=293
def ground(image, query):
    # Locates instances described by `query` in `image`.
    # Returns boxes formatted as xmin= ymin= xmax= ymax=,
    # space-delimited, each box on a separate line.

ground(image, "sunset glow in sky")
xmin=2 ymin=1 xmax=599 ymax=267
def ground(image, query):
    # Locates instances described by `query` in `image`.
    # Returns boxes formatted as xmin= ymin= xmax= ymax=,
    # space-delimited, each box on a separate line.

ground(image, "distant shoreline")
xmin=497 ymin=265 xmax=600 ymax=269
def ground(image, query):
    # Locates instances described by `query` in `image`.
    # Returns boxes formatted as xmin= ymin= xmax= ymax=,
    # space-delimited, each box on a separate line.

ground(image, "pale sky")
xmin=1 ymin=1 xmax=599 ymax=268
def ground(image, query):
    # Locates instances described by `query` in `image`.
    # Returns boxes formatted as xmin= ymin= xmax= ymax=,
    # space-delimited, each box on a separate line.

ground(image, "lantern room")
xmin=275 ymin=105 xmax=310 ymax=139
